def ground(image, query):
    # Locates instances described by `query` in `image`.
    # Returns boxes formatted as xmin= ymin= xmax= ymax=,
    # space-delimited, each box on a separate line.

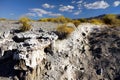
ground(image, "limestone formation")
xmin=0 ymin=22 xmax=120 ymax=80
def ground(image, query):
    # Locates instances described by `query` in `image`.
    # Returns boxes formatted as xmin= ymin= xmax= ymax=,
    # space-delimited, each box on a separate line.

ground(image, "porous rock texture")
xmin=0 ymin=23 xmax=120 ymax=80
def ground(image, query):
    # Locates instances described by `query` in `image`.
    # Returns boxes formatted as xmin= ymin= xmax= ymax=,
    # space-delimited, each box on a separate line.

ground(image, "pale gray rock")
xmin=0 ymin=22 xmax=120 ymax=80
xmin=3 ymin=31 xmax=10 ymax=38
xmin=66 ymin=22 xmax=76 ymax=28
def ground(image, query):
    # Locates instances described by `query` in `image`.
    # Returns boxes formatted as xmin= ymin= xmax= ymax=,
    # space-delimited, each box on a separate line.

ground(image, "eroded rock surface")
xmin=0 ymin=23 xmax=120 ymax=80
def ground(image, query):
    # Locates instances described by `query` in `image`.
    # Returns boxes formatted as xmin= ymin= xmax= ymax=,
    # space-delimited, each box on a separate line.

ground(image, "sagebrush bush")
xmin=19 ymin=17 xmax=32 ymax=32
xmin=89 ymin=19 xmax=103 ymax=25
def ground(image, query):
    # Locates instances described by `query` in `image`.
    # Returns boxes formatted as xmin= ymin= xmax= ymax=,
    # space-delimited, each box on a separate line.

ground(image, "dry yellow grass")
xmin=19 ymin=17 xmax=31 ymax=23
xmin=72 ymin=20 xmax=81 ymax=27
xmin=57 ymin=24 xmax=75 ymax=34
xmin=89 ymin=19 xmax=103 ymax=25
xmin=0 ymin=18 xmax=7 ymax=21
xmin=19 ymin=17 xmax=32 ymax=32
xmin=39 ymin=16 xmax=72 ymax=23
xmin=102 ymin=14 xmax=120 ymax=26
xmin=20 ymin=22 xmax=32 ymax=32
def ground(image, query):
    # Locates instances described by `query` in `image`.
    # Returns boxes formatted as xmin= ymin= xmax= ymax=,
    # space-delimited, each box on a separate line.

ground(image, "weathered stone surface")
xmin=0 ymin=23 xmax=120 ymax=80
xmin=3 ymin=31 xmax=10 ymax=38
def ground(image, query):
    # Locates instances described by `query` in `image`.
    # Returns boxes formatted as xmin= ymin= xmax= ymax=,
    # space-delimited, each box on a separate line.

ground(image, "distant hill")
xmin=74 ymin=14 xmax=120 ymax=26
xmin=86 ymin=14 xmax=120 ymax=20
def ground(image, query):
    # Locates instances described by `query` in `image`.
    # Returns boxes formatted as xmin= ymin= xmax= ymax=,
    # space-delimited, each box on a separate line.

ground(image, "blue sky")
xmin=0 ymin=0 xmax=120 ymax=20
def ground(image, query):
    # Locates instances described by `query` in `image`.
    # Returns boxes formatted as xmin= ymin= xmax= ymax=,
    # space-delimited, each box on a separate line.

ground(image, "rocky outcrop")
xmin=0 ymin=23 xmax=120 ymax=80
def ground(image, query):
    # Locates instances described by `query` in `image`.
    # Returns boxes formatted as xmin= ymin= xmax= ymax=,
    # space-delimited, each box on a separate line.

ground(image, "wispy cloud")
xmin=113 ymin=1 xmax=120 ymax=7
xmin=42 ymin=3 xmax=55 ymax=8
xmin=73 ymin=11 xmax=81 ymax=15
xmin=71 ymin=0 xmax=83 ymax=4
xmin=71 ymin=0 xmax=76 ymax=4
xmin=71 ymin=0 xmax=83 ymax=10
xmin=30 ymin=8 xmax=48 ymax=17
xmin=84 ymin=1 xmax=109 ymax=9
xmin=26 ymin=8 xmax=62 ymax=17
xmin=25 ymin=13 xmax=36 ymax=17
xmin=77 ymin=3 xmax=82 ymax=10
xmin=49 ymin=13 xmax=62 ymax=17
xmin=77 ymin=0 xmax=83 ymax=4
xmin=59 ymin=5 xmax=74 ymax=12
xmin=10 ymin=13 xmax=14 ymax=16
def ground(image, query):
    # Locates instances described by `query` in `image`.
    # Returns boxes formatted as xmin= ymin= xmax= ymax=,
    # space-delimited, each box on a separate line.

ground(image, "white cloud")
xmin=113 ymin=1 xmax=120 ymax=7
xmin=30 ymin=8 xmax=48 ymax=17
xmin=77 ymin=3 xmax=82 ymax=10
xmin=77 ymin=0 xmax=83 ymax=4
xmin=49 ymin=13 xmax=62 ymax=17
xmin=71 ymin=0 xmax=76 ymax=4
xmin=25 ymin=13 xmax=36 ymax=17
xmin=42 ymin=3 xmax=55 ymax=8
xmin=10 ymin=13 xmax=14 ymax=16
xmin=59 ymin=5 xmax=74 ymax=12
xmin=73 ymin=11 xmax=81 ymax=15
xmin=29 ymin=8 xmax=62 ymax=17
xmin=84 ymin=1 xmax=109 ymax=9
xmin=59 ymin=4 xmax=63 ymax=6
xmin=72 ymin=0 xmax=83 ymax=4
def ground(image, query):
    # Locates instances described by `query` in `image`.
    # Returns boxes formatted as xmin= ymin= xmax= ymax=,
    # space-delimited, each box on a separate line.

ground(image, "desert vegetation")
xmin=79 ymin=18 xmax=88 ymax=23
xmin=88 ymin=19 xmax=103 ymax=25
xmin=38 ymin=16 xmax=81 ymax=27
xmin=39 ymin=16 xmax=72 ymax=23
xmin=102 ymin=14 xmax=120 ymax=26
xmin=0 ymin=18 xmax=7 ymax=21
xmin=19 ymin=17 xmax=31 ymax=23
xmin=71 ymin=20 xmax=81 ymax=27
xmin=79 ymin=14 xmax=120 ymax=26
xmin=38 ymin=14 xmax=120 ymax=27
xmin=56 ymin=24 xmax=75 ymax=39
xmin=19 ymin=17 xmax=32 ymax=32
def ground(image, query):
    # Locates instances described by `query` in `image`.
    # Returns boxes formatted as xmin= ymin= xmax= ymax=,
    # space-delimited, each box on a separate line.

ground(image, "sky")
xmin=0 ymin=0 xmax=120 ymax=20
